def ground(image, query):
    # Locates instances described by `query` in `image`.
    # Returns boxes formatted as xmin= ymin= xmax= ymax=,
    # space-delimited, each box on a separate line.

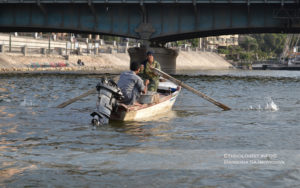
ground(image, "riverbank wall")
xmin=0 ymin=51 xmax=232 ymax=74
xmin=0 ymin=33 xmax=232 ymax=74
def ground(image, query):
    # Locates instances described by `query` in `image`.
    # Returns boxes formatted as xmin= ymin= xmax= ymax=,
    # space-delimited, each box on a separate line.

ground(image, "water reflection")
xmin=0 ymin=138 xmax=17 ymax=152
xmin=0 ymin=73 xmax=299 ymax=187
xmin=0 ymin=164 xmax=37 ymax=183
xmin=109 ymin=111 xmax=178 ymax=141
xmin=0 ymin=106 xmax=16 ymax=118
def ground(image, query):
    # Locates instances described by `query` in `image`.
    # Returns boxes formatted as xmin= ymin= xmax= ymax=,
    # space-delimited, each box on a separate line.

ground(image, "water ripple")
xmin=0 ymin=72 xmax=299 ymax=187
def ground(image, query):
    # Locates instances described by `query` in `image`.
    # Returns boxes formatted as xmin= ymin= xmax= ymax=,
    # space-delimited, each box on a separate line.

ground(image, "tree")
xmin=239 ymin=36 xmax=258 ymax=52
xmin=251 ymin=33 xmax=286 ymax=57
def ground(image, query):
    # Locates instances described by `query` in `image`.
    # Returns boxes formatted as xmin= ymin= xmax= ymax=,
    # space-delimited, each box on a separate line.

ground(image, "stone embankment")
xmin=177 ymin=51 xmax=232 ymax=70
xmin=0 ymin=51 xmax=232 ymax=74
xmin=0 ymin=53 xmax=130 ymax=74
xmin=0 ymin=33 xmax=232 ymax=73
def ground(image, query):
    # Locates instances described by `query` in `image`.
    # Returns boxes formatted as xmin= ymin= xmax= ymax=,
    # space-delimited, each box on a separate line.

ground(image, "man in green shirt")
xmin=139 ymin=51 xmax=161 ymax=92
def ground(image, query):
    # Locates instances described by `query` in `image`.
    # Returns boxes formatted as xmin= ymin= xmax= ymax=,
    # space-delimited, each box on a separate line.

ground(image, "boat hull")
xmin=110 ymin=90 xmax=180 ymax=121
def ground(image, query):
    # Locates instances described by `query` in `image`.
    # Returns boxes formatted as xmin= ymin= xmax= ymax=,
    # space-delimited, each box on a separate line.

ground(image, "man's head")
xmin=147 ymin=51 xmax=154 ymax=63
xmin=130 ymin=61 xmax=141 ymax=73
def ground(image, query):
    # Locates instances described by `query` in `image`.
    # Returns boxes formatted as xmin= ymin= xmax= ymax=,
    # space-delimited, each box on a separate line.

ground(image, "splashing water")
xmin=20 ymin=97 xmax=36 ymax=107
xmin=265 ymin=97 xmax=279 ymax=111
xmin=249 ymin=97 xmax=279 ymax=111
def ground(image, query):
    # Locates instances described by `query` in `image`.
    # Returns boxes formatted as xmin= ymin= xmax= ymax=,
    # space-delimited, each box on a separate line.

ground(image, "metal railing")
xmin=0 ymin=33 xmax=219 ymax=55
xmin=0 ymin=33 xmax=140 ymax=56
xmin=0 ymin=0 xmax=296 ymax=4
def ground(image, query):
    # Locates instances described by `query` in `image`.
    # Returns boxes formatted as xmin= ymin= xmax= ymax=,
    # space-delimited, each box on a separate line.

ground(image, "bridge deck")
xmin=0 ymin=0 xmax=299 ymax=41
xmin=0 ymin=0 xmax=297 ymax=4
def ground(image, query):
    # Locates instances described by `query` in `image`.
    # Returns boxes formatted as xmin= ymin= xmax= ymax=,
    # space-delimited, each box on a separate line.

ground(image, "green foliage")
xmin=218 ymin=48 xmax=229 ymax=54
xmin=251 ymin=34 xmax=286 ymax=55
xmin=102 ymin=36 xmax=121 ymax=42
xmin=190 ymin=38 xmax=199 ymax=48
xmin=239 ymin=51 xmax=252 ymax=60
xmin=220 ymin=33 xmax=287 ymax=61
xmin=239 ymin=36 xmax=258 ymax=51
xmin=173 ymin=39 xmax=199 ymax=48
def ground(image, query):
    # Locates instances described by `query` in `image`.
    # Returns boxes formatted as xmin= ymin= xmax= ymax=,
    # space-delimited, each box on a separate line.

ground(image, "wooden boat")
xmin=58 ymin=68 xmax=229 ymax=126
xmin=110 ymin=81 xmax=181 ymax=121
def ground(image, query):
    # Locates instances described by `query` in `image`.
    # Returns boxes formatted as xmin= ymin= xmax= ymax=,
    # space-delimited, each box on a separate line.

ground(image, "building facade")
xmin=200 ymin=35 xmax=239 ymax=50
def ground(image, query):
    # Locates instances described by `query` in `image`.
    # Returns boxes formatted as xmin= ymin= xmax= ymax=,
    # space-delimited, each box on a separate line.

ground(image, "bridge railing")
xmin=1 ymin=0 xmax=296 ymax=4
xmin=0 ymin=33 xmax=219 ymax=56
xmin=0 ymin=33 xmax=140 ymax=56
xmin=175 ymin=46 xmax=217 ymax=53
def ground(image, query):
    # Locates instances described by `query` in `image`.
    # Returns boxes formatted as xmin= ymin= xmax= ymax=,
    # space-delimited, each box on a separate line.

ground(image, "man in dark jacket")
xmin=117 ymin=62 xmax=149 ymax=105
xmin=139 ymin=51 xmax=161 ymax=92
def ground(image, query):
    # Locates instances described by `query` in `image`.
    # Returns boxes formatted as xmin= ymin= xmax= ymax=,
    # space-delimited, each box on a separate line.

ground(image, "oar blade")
xmin=152 ymin=68 xmax=231 ymax=111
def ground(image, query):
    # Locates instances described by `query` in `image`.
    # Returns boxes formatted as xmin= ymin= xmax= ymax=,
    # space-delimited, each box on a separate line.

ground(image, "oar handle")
xmin=152 ymin=68 xmax=231 ymax=111
xmin=56 ymin=76 xmax=120 ymax=109
xmin=56 ymin=88 xmax=96 ymax=108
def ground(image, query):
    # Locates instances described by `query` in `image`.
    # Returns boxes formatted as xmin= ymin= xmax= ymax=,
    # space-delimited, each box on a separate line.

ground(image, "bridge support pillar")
xmin=125 ymin=42 xmax=129 ymax=54
xmin=22 ymin=46 xmax=27 ymax=56
xmin=41 ymin=48 xmax=46 ymax=55
xmin=94 ymin=47 xmax=99 ymax=55
xmin=108 ymin=47 xmax=115 ymax=54
xmin=128 ymin=47 xmax=178 ymax=74
xmin=87 ymin=43 xmax=92 ymax=54
xmin=58 ymin=48 xmax=63 ymax=55
xmin=0 ymin=45 xmax=5 ymax=53
xmin=76 ymin=47 xmax=82 ymax=55
xmin=100 ymin=39 xmax=105 ymax=46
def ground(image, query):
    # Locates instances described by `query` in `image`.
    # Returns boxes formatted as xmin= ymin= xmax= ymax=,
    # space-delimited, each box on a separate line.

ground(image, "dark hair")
xmin=130 ymin=61 xmax=141 ymax=71
xmin=146 ymin=51 xmax=154 ymax=56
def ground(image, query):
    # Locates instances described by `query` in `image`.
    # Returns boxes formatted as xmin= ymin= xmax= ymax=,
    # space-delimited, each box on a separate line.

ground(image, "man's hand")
xmin=143 ymin=80 xmax=149 ymax=94
xmin=149 ymin=65 xmax=159 ymax=76
xmin=140 ymin=64 xmax=144 ymax=72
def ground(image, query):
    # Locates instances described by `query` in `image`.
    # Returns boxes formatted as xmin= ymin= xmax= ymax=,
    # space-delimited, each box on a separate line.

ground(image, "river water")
xmin=0 ymin=70 xmax=299 ymax=187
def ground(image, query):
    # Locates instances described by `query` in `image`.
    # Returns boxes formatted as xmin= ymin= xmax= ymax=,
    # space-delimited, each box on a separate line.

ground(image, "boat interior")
xmin=117 ymin=87 xmax=180 ymax=112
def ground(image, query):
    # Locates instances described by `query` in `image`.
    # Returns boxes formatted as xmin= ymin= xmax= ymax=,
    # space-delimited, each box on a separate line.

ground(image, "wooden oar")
xmin=56 ymin=75 xmax=120 ymax=108
xmin=56 ymin=88 xmax=96 ymax=108
xmin=152 ymin=68 xmax=231 ymax=111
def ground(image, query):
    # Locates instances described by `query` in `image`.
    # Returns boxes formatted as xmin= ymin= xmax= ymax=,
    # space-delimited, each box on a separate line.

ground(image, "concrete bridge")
xmin=0 ymin=0 xmax=300 ymax=44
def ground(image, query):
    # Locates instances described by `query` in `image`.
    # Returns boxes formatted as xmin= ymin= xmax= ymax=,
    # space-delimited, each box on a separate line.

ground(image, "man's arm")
xmin=136 ymin=76 xmax=149 ymax=94
xmin=143 ymin=80 xmax=149 ymax=94
xmin=138 ymin=64 xmax=148 ymax=80
xmin=149 ymin=61 xmax=161 ymax=77
xmin=155 ymin=61 xmax=161 ymax=70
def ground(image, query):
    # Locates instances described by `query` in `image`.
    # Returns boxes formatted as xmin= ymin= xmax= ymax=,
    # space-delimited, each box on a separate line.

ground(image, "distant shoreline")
xmin=0 ymin=70 xmax=123 ymax=75
xmin=0 ymin=51 xmax=232 ymax=74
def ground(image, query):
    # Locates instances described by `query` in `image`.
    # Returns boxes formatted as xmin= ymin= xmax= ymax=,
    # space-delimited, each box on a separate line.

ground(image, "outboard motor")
xmin=90 ymin=78 xmax=123 ymax=126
